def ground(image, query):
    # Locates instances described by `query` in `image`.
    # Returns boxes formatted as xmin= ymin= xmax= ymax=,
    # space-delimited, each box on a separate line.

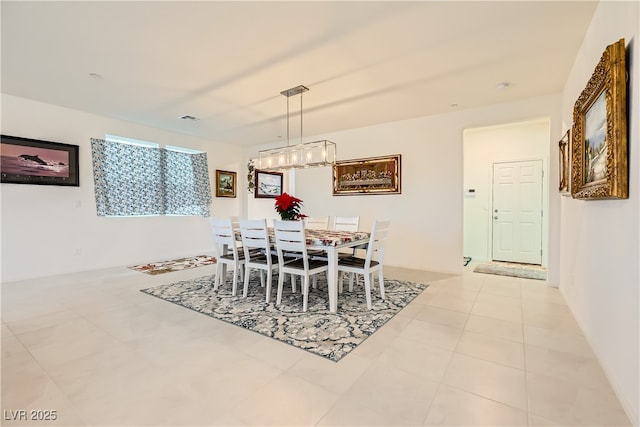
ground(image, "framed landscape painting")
xmin=0 ymin=134 xmax=79 ymax=186
xmin=571 ymin=38 xmax=627 ymax=200
xmin=333 ymin=154 xmax=401 ymax=195
xmin=254 ymin=170 xmax=283 ymax=198
xmin=215 ymin=170 xmax=236 ymax=198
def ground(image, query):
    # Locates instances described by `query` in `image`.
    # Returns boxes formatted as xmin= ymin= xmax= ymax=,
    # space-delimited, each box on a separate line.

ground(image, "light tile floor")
xmin=1 ymin=264 xmax=632 ymax=426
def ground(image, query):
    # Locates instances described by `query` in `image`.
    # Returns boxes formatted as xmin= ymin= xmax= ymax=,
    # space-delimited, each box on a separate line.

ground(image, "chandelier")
xmin=258 ymin=85 xmax=337 ymax=171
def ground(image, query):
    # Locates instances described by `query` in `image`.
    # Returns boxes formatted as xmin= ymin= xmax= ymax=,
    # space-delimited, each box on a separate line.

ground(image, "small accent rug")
xmin=141 ymin=273 xmax=427 ymax=362
xmin=474 ymin=261 xmax=547 ymax=280
xmin=129 ymin=255 xmax=216 ymax=275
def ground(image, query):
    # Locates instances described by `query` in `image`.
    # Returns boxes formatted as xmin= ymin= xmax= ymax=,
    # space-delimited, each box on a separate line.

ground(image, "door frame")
xmin=462 ymin=118 xmax=552 ymax=271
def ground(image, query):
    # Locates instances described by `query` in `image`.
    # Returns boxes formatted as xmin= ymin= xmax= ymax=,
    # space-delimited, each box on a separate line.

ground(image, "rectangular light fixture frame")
xmin=258 ymin=140 xmax=337 ymax=171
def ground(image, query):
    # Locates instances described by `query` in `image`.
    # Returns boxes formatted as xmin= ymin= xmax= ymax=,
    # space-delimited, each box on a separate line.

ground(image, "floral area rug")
xmin=141 ymin=273 xmax=427 ymax=362
xmin=128 ymin=255 xmax=216 ymax=275
xmin=474 ymin=261 xmax=547 ymax=280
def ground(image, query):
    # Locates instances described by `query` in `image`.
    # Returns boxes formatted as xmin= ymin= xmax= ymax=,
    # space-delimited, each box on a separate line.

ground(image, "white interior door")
xmin=492 ymin=160 xmax=543 ymax=264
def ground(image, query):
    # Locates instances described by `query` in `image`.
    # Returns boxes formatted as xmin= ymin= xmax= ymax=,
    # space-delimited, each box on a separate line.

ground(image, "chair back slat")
xmin=304 ymin=216 xmax=330 ymax=230
xmin=333 ymin=216 xmax=359 ymax=232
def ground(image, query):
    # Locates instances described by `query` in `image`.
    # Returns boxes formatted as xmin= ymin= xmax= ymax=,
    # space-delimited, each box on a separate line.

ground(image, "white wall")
xmin=559 ymin=2 xmax=639 ymax=424
xmin=1 ymin=93 xmax=561 ymax=282
xmin=246 ymin=94 xmax=561 ymax=276
xmin=463 ymin=119 xmax=550 ymax=265
xmin=1 ymin=94 xmax=243 ymax=283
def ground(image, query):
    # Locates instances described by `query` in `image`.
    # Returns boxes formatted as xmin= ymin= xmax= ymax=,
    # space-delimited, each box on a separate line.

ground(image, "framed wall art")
xmin=254 ymin=170 xmax=283 ymax=198
xmin=215 ymin=169 xmax=236 ymax=198
xmin=333 ymin=154 xmax=401 ymax=195
xmin=571 ymin=38 xmax=627 ymax=200
xmin=558 ymin=129 xmax=571 ymax=195
xmin=1 ymin=134 xmax=79 ymax=186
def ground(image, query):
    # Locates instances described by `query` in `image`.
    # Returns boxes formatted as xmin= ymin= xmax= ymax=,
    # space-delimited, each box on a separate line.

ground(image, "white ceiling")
xmin=1 ymin=1 xmax=597 ymax=147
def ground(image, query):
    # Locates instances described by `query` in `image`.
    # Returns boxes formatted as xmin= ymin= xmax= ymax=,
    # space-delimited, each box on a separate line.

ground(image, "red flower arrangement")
xmin=274 ymin=192 xmax=306 ymax=220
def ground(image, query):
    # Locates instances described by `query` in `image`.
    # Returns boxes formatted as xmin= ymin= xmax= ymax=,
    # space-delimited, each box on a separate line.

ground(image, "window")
xmin=165 ymin=144 xmax=202 ymax=154
xmin=91 ymin=136 xmax=212 ymax=217
xmin=105 ymin=134 xmax=159 ymax=148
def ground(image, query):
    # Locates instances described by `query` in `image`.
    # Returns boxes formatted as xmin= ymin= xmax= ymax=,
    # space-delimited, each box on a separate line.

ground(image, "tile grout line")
xmin=420 ymin=273 xmax=484 ymax=425
xmin=7 ymin=326 xmax=91 ymax=426
xmin=519 ymin=279 xmax=532 ymax=426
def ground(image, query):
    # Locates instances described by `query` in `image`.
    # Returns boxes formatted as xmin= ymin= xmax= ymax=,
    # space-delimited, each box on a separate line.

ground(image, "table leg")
xmin=327 ymin=247 xmax=338 ymax=313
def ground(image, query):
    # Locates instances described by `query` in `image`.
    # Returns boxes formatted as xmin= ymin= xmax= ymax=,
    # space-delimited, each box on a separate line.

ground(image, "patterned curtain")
xmin=91 ymin=138 xmax=211 ymax=216
xmin=161 ymin=149 xmax=212 ymax=216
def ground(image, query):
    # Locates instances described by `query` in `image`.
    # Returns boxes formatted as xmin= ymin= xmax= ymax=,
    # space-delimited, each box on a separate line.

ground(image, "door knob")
xmin=493 ymin=216 xmax=498 ymax=220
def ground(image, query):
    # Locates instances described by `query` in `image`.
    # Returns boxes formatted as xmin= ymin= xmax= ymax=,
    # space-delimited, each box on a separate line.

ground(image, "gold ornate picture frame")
xmin=571 ymin=38 xmax=627 ymax=200
xmin=558 ymin=129 xmax=571 ymax=195
xmin=333 ymin=154 xmax=401 ymax=195
xmin=215 ymin=170 xmax=236 ymax=198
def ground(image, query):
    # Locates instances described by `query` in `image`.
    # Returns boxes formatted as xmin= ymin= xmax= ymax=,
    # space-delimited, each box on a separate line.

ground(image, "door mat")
xmin=473 ymin=261 xmax=547 ymax=280
xmin=128 ymin=255 xmax=216 ymax=275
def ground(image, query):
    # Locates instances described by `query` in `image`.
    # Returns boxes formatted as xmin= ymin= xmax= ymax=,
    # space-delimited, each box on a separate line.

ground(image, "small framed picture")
xmin=1 ymin=134 xmax=79 ymax=186
xmin=254 ymin=170 xmax=283 ymax=198
xmin=558 ymin=129 xmax=570 ymax=195
xmin=215 ymin=170 xmax=236 ymax=198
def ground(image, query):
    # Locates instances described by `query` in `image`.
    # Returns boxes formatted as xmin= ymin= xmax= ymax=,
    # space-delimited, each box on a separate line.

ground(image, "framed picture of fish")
xmin=0 ymin=135 xmax=80 ymax=186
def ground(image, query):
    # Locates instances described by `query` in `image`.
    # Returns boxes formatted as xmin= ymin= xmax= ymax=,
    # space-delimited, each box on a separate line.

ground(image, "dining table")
xmin=301 ymin=228 xmax=370 ymax=313
xmin=235 ymin=227 xmax=370 ymax=313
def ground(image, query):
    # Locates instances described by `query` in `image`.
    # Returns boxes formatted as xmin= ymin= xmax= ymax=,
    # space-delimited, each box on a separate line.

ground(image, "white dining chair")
xmin=230 ymin=215 xmax=245 ymax=250
xmin=239 ymin=219 xmax=280 ymax=302
xmin=309 ymin=216 xmax=361 ymax=289
xmin=273 ymin=220 xmax=328 ymax=312
xmin=337 ymin=219 xmax=390 ymax=310
xmin=210 ymin=217 xmax=246 ymax=296
xmin=304 ymin=216 xmax=330 ymax=230
xmin=299 ymin=217 xmax=330 ymax=269
xmin=230 ymin=215 xmax=240 ymax=230
xmin=332 ymin=215 xmax=362 ymax=257
xmin=312 ymin=215 xmax=361 ymax=261
xmin=332 ymin=216 xmax=359 ymax=232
